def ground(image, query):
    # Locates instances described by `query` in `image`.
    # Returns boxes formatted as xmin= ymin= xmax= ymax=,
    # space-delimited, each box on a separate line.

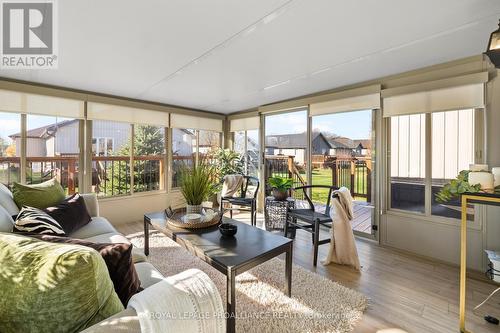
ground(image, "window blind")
xmin=382 ymin=72 xmax=487 ymax=117
xmin=230 ymin=116 xmax=260 ymax=132
xmin=170 ymin=113 xmax=223 ymax=132
xmin=87 ymin=102 xmax=169 ymax=126
xmin=0 ymin=89 xmax=84 ymax=118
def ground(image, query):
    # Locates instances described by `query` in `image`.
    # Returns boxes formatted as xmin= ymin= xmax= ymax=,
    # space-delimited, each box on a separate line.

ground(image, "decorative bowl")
xmin=219 ymin=223 xmax=237 ymax=237
xmin=183 ymin=213 xmax=202 ymax=224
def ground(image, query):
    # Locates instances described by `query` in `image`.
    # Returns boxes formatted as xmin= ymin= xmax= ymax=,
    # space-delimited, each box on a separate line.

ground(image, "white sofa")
xmin=0 ymin=184 xmax=222 ymax=332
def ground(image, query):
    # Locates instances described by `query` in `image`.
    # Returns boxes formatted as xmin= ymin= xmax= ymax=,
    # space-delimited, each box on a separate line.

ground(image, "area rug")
xmin=127 ymin=230 xmax=368 ymax=333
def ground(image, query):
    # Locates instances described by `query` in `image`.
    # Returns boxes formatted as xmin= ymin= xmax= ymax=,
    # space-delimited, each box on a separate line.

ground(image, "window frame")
xmin=385 ymin=108 xmax=485 ymax=226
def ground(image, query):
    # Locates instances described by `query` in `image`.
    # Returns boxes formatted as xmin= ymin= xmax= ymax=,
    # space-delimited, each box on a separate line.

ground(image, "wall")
xmin=99 ymin=191 xmax=185 ymax=225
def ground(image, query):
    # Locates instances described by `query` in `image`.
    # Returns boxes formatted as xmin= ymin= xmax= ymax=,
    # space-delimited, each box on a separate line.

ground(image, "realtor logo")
xmin=1 ymin=0 xmax=58 ymax=69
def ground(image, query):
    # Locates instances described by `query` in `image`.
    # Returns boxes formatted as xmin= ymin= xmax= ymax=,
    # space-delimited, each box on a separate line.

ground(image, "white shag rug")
xmin=127 ymin=230 xmax=367 ymax=333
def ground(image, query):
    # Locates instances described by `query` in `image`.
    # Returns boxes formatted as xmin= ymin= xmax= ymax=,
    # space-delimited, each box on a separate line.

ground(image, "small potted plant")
xmin=268 ymin=177 xmax=293 ymax=201
xmin=179 ymin=161 xmax=216 ymax=214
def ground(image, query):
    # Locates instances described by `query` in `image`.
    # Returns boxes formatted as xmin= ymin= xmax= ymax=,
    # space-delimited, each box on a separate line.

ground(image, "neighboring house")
xmin=265 ymin=132 xmax=332 ymax=165
xmin=10 ymin=120 xmax=130 ymax=157
xmin=172 ymin=128 xmax=196 ymax=157
xmin=353 ymin=139 xmax=372 ymax=156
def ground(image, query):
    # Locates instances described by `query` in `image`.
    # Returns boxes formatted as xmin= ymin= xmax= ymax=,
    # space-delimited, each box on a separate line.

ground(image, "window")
xmin=431 ymin=110 xmax=475 ymax=219
xmin=172 ymin=128 xmax=196 ymax=188
xmin=92 ymin=137 xmax=114 ymax=156
xmin=0 ymin=112 xmax=21 ymax=188
xmin=26 ymin=115 xmax=80 ymax=194
xmin=389 ymin=109 xmax=479 ymax=220
xmin=198 ymin=130 xmax=221 ymax=161
xmin=390 ymin=114 xmax=426 ymax=213
xmin=133 ymin=125 xmax=165 ymax=193
xmin=91 ymin=120 xmax=131 ymax=197
xmin=233 ymin=129 xmax=260 ymax=178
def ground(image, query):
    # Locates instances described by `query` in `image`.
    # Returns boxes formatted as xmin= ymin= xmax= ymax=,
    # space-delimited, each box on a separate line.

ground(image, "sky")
xmin=265 ymin=109 xmax=372 ymax=139
xmin=0 ymin=113 xmax=73 ymax=143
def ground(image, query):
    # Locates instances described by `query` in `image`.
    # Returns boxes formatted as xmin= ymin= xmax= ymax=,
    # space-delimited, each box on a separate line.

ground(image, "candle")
xmin=492 ymin=167 xmax=500 ymax=187
xmin=468 ymin=171 xmax=494 ymax=190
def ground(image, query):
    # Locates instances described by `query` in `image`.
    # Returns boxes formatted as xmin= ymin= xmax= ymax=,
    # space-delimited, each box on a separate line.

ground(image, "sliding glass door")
xmin=310 ymin=110 xmax=375 ymax=236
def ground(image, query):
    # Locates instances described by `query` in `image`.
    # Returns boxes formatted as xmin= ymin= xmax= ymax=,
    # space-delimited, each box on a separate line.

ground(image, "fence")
xmin=329 ymin=157 xmax=371 ymax=201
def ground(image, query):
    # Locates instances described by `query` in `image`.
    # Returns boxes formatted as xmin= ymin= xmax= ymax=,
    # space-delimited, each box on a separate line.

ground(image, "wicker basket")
xmin=167 ymin=209 xmax=222 ymax=229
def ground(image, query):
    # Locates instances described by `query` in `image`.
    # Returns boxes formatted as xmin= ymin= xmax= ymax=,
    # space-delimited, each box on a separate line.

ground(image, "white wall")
xmin=99 ymin=191 xmax=185 ymax=225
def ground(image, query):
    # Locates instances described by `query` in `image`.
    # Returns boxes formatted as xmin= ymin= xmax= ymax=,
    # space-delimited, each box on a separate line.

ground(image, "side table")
xmin=264 ymin=196 xmax=295 ymax=233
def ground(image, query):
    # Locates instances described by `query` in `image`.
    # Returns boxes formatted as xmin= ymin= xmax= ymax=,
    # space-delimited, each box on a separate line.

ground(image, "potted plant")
xmin=179 ymin=161 xmax=217 ymax=214
xmin=268 ymin=177 xmax=293 ymax=201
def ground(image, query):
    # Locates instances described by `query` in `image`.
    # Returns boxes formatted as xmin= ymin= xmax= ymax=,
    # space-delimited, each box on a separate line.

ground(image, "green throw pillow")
xmin=12 ymin=178 xmax=66 ymax=209
xmin=0 ymin=233 xmax=124 ymax=333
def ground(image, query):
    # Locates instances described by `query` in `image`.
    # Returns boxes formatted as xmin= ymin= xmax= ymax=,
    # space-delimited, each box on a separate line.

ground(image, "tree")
xmin=104 ymin=125 xmax=165 ymax=195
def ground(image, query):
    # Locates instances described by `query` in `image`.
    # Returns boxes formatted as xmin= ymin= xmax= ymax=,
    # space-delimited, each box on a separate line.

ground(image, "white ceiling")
xmin=1 ymin=0 xmax=499 ymax=114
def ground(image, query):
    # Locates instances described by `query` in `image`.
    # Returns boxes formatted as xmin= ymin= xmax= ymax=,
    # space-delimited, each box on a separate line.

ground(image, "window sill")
xmin=385 ymin=209 xmax=481 ymax=231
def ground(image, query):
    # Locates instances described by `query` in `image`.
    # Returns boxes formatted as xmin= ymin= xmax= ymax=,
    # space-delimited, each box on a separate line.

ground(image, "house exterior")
xmin=265 ymin=132 xmax=332 ymax=165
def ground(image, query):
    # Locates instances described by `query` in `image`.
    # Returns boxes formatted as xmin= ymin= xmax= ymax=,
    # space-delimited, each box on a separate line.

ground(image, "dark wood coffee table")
xmin=143 ymin=212 xmax=293 ymax=333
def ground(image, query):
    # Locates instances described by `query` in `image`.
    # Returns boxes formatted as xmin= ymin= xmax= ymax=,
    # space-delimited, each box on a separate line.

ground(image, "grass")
xmin=311 ymin=168 xmax=368 ymax=204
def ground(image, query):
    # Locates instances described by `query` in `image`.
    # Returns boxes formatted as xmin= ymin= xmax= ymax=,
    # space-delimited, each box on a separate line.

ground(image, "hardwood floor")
xmin=117 ymin=212 xmax=500 ymax=333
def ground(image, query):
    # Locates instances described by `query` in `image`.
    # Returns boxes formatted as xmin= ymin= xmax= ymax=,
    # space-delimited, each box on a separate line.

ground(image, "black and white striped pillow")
xmin=13 ymin=206 xmax=65 ymax=235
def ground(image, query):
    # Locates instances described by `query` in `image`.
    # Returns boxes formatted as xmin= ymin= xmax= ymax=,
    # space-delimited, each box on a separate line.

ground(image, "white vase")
xmin=186 ymin=204 xmax=202 ymax=214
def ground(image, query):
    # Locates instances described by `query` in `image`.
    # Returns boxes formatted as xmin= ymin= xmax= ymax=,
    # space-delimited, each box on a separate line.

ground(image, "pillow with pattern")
xmin=13 ymin=206 xmax=65 ymax=235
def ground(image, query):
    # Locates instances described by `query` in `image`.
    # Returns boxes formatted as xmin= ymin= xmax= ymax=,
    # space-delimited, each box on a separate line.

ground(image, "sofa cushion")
xmin=134 ymin=262 xmax=164 ymax=289
xmin=0 ymin=205 xmax=14 ymax=233
xmin=80 ymin=308 xmax=140 ymax=333
xmin=22 ymin=234 xmax=142 ymax=307
xmin=0 ymin=233 xmax=124 ymax=333
xmin=44 ymin=193 xmax=91 ymax=234
xmin=12 ymin=178 xmax=66 ymax=209
xmin=13 ymin=206 xmax=65 ymax=235
xmin=0 ymin=183 xmax=19 ymax=216
xmin=70 ymin=217 xmax=118 ymax=239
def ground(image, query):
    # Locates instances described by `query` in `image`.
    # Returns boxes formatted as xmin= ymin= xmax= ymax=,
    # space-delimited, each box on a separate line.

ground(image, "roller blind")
xmin=309 ymin=93 xmax=380 ymax=116
xmin=0 ymin=89 xmax=84 ymax=118
xmin=87 ymin=102 xmax=169 ymax=126
xmin=170 ymin=113 xmax=223 ymax=132
xmin=382 ymin=72 xmax=487 ymax=117
xmin=230 ymin=116 xmax=260 ymax=132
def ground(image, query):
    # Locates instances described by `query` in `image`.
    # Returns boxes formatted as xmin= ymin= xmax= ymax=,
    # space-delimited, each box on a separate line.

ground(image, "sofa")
xmin=0 ymin=184 xmax=222 ymax=332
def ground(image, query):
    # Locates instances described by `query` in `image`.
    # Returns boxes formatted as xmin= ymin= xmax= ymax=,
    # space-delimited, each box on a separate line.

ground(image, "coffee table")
xmin=143 ymin=211 xmax=293 ymax=333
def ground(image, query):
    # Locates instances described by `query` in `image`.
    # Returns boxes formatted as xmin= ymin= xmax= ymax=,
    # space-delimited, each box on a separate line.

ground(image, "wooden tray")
xmin=166 ymin=209 xmax=222 ymax=229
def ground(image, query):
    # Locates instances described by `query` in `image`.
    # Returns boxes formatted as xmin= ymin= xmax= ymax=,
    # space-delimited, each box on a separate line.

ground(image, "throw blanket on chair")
xmin=323 ymin=187 xmax=361 ymax=270
xmin=221 ymin=174 xmax=244 ymax=198
xmin=128 ymin=269 xmax=225 ymax=333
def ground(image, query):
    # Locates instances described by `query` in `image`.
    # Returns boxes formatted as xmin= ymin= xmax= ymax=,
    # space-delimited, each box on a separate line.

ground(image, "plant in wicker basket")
xmin=268 ymin=177 xmax=293 ymax=201
xmin=179 ymin=160 xmax=217 ymax=213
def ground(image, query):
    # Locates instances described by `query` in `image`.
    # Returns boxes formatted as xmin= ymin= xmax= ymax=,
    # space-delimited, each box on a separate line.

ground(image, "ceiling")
xmin=1 ymin=0 xmax=499 ymax=114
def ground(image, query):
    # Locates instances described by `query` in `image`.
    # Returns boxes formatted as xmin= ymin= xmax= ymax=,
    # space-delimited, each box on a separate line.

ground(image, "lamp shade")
xmin=485 ymin=19 xmax=500 ymax=68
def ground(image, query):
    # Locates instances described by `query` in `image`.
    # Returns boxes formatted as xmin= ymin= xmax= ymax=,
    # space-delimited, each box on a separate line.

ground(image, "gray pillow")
xmin=0 ymin=183 xmax=19 ymax=216
xmin=0 ymin=205 xmax=14 ymax=233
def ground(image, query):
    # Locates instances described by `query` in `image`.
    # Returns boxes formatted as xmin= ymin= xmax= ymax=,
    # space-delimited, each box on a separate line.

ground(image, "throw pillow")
xmin=13 ymin=206 xmax=65 ymax=235
xmin=12 ymin=178 xmax=65 ymax=209
xmin=0 ymin=183 xmax=19 ymax=215
xmin=44 ymin=193 xmax=91 ymax=234
xmin=0 ymin=233 xmax=124 ymax=333
xmin=0 ymin=205 xmax=14 ymax=233
xmin=23 ymin=233 xmax=142 ymax=306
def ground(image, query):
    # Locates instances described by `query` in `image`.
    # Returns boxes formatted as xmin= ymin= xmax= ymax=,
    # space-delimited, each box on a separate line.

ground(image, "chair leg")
xmin=230 ymin=205 xmax=233 ymax=219
xmin=251 ymin=203 xmax=255 ymax=226
xmin=313 ymin=218 xmax=320 ymax=267
xmin=284 ymin=214 xmax=289 ymax=238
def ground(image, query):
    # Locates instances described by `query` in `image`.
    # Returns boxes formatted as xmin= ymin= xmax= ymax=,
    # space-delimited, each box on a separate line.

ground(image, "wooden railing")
xmin=329 ymin=157 xmax=372 ymax=201
xmin=264 ymin=155 xmax=306 ymax=199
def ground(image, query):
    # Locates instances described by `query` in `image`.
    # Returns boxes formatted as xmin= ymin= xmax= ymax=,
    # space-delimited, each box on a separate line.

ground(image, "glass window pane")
xmin=133 ymin=125 xmax=165 ymax=193
xmin=91 ymin=120 xmax=131 ymax=197
xmin=265 ymin=110 xmax=307 ymax=196
xmin=0 ymin=112 xmax=21 ymax=188
xmin=172 ymin=128 xmax=196 ymax=188
xmin=233 ymin=131 xmax=245 ymax=155
xmin=390 ymin=114 xmax=426 ymax=213
xmin=432 ymin=110 xmax=475 ymax=220
xmin=26 ymin=115 xmax=80 ymax=194
xmin=246 ymin=129 xmax=260 ymax=178
xmin=198 ymin=130 xmax=221 ymax=162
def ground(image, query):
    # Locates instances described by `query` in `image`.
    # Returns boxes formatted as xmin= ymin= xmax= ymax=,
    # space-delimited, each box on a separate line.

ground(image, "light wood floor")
xmin=117 ymin=212 xmax=500 ymax=333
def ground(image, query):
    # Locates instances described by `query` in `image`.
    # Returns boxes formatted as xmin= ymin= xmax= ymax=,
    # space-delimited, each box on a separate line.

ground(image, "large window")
xmin=265 ymin=110 xmax=308 ymax=194
xmin=26 ymin=115 xmax=80 ymax=194
xmin=389 ymin=109 xmax=479 ymax=220
xmin=0 ymin=112 xmax=21 ymax=188
xmin=198 ymin=130 xmax=221 ymax=161
xmin=233 ymin=129 xmax=260 ymax=177
xmin=133 ymin=125 xmax=165 ymax=193
xmin=91 ymin=120 xmax=132 ymax=197
xmin=172 ymin=128 xmax=196 ymax=188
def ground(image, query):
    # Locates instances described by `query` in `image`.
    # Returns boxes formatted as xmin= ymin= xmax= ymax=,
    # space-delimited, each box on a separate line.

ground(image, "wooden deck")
xmin=311 ymin=200 xmax=374 ymax=235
